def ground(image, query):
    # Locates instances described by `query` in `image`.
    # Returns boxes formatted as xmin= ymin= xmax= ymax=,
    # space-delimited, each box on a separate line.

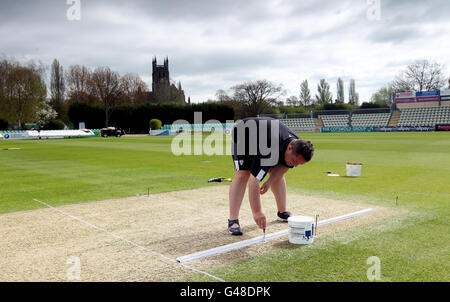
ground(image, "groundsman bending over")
xmin=228 ymin=117 xmax=314 ymax=235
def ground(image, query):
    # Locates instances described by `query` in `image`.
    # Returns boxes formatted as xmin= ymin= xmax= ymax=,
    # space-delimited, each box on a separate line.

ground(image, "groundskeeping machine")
xmin=100 ymin=127 xmax=125 ymax=137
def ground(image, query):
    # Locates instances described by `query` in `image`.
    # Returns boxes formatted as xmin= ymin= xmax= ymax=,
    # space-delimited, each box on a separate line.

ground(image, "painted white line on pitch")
xmin=176 ymin=208 xmax=376 ymax=264
xmin=32 ymin=198 xmax=225 ymax=282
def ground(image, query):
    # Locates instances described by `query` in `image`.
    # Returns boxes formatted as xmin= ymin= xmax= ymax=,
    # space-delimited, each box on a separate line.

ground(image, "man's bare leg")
xmin=270 ymin=175 xmax=287 ymax=213
xmin=229 ymin=170 xmax=250 ymax=227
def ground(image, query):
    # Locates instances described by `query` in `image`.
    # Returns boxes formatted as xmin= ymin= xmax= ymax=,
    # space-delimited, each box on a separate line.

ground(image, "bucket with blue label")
xmin=288 ymin=216 xmax=315 ymax=244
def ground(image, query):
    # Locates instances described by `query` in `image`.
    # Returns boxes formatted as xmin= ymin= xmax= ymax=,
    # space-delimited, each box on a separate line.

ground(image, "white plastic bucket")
xmin=288 ymin=216 xmax=315 ymax=244
xmin=346 ymin=162 xmax=362 ymax=177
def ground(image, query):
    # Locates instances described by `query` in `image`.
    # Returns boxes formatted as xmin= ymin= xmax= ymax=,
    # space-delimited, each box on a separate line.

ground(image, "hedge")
xmin=68 ymin=102 xmax=235 ymax=133
xmin=68 ymin=102 xmax=105 ymax=129
xmin=42 ymin=119 xmax=65 ymax=130
xmin=0 ymin=118 xmax=8 ymax=130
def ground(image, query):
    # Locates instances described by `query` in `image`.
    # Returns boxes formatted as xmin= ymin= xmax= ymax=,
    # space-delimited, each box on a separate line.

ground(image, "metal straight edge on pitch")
xmin=176 ymin=208 xmax=376 ymax=264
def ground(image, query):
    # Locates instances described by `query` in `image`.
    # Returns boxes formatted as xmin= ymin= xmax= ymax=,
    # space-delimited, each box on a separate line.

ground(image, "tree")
xmin=215 ymin=89 xmax=231 ymax=102
xmin=65 ymin=65 xmax=91 ymax=103
xmin=348 ymin=79 xmax=359 ymax=105
xmin=360 ymin=102 xmax=387 ymax=109
xmin=392 ymin=60 xmax=447 ymax=92
xmin=278 ymin=104 xmax=307 ymax=114
xmin=315 ymin=79 xmax=332 ymax=105
xmin=120 ymin=73 xmax=148 ymax=105
xmin=215 ymin=89 xmax=243 ymax=119
xmin=285 ymin=95 xmax=299 ymax=107
xmin=370 ymin=86 xmax=393 ymax=107
xmin=50 ymin=59 xmax=65 ymax=118
xmin=230 ymin=80 xmax=284 ymax=117
xmin=90 ymin=67 xmax=122 ymax=127
xmin=0 ymin=59 xmax=11 ymax=122
xmin=299 ymin=80 xmax=312 ymax=106
xmin=1 ymin=60 xmax=46 ymax=129
xmin=336 ymin=77 xmax=344 ymax=103
xmin=36 ymin=98 xmax=58 ymax=128
xmin=149 ymin=118 xmax=162 ymax=130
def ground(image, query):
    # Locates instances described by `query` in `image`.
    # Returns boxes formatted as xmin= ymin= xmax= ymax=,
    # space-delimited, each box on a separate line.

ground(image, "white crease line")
xmin=32 ymin=198 xmax=225 ymax=282
xmin=177 ymin=208 xmax=376 ymax=263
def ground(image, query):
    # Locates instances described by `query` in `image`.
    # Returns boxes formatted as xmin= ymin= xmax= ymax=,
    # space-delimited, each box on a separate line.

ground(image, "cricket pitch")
xmin=0 ymin=186 xmax=403 ymax=281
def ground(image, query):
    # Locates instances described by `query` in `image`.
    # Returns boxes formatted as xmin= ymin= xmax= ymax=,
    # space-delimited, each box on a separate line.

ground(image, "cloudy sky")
xmin=1 ymin=0 xmax=449 ymax=103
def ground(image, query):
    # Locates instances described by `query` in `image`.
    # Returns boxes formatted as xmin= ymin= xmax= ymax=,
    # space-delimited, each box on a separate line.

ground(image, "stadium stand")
xmin=319 ymin=114 xmax=350 ymax=127
xmin=280 ymin=118 xmax=316 ymax=128
xmin=261 ymin=95 xmax=450 ymax=130
xmin=351 ymin=113 xmax=391 ymax=127
xmin=397 ymin=107 xmax=450 ymax=126
xmin=388 ymin=111 xmax=401 ymax=127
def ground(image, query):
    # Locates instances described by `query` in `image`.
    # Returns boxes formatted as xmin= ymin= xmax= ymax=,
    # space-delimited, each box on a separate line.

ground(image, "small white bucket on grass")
xmin=288 ymin=216 xmax=315 ymax=245
xmin=346 ymin=162 xmax=362 ymax=177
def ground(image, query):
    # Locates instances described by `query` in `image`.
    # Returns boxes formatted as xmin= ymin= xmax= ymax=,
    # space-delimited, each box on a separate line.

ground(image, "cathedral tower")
xmin=152 ymin=57 xmax=169 ymax=85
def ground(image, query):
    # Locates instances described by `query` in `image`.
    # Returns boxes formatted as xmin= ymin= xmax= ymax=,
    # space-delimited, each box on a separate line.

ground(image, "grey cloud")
xmin=367 ymin=25 xmax=422 ymax=44
xmin=172 ymin=50 xmax=277 ymax=76
xmin=88 ymin=0 xmax=272 ymax=24
xmin=378 ymin=0 xmax=450 ymax=25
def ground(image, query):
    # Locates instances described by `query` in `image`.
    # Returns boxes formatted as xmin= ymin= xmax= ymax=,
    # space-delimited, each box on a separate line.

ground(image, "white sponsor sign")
xmin=440 ymin=89 xmax=450 ymax=96
xmin=2 ymin=130 xmax=95 ymax=140
xmin=2 ymin=132 xmax=33 ymax=140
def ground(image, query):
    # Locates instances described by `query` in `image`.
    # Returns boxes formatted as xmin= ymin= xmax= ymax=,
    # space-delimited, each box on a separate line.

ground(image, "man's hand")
xmin=253 ymin=211 xmax=266 ymax=229
xmin=260 ymin=165 xmax=288 ymax=195
xmin=260 ymin=180 xmax=271 ymax=195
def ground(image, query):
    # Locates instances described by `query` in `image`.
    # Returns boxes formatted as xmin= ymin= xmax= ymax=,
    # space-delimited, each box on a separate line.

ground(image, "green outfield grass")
xmin=1 ymin=132 xmax=449 ymax=281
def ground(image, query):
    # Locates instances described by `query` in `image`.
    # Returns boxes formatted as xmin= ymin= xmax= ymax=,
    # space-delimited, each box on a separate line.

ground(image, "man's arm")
xmin=248 ymin=174 xmax=266 ymax=229
xmin=260 ymin=165 xmax=289 ymax=195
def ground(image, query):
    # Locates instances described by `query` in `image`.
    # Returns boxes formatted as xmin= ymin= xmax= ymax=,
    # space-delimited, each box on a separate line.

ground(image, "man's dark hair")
xmin=290 ymin=139 xmax=314 ymax=162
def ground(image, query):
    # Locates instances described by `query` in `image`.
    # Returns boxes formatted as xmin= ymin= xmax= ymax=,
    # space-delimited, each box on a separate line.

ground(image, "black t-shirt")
xmin=232 ymin=117 xmax=299 ymax=181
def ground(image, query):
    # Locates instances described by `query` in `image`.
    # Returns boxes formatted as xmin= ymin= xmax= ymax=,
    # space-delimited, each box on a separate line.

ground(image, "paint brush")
xmin=263 ymin=228 xmax=266 ymax=242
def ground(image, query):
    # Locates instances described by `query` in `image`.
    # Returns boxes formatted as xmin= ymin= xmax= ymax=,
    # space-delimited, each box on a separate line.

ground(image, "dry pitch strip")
xmin=36 ymin=200 xmax=375 ymax=279
xmin=0 ymin=186 xmax=400 ymax=281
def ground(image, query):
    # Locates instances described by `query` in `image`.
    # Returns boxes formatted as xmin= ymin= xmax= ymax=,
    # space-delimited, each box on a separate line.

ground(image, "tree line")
xmin=1 ymin=57 xmax=448 ymax=130
xmin=214 ymin=78 xmax=361 ymax=119
xmin=0 ymin=57 xmax=187 ymax=130
xmin=68 ymin=102 xmax=234 ymax=133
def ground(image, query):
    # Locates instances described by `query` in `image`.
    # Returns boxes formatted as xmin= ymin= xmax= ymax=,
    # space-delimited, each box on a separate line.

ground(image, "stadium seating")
xmin=397 ymin=107 xmax=450 ymax=126
xmin=351 ymin=113 xmax=391 ymax=127
xmin=319 ymin=114 xmax=350 ymax=127
xmin=280 ymin=118 xmax=316 ymax=129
